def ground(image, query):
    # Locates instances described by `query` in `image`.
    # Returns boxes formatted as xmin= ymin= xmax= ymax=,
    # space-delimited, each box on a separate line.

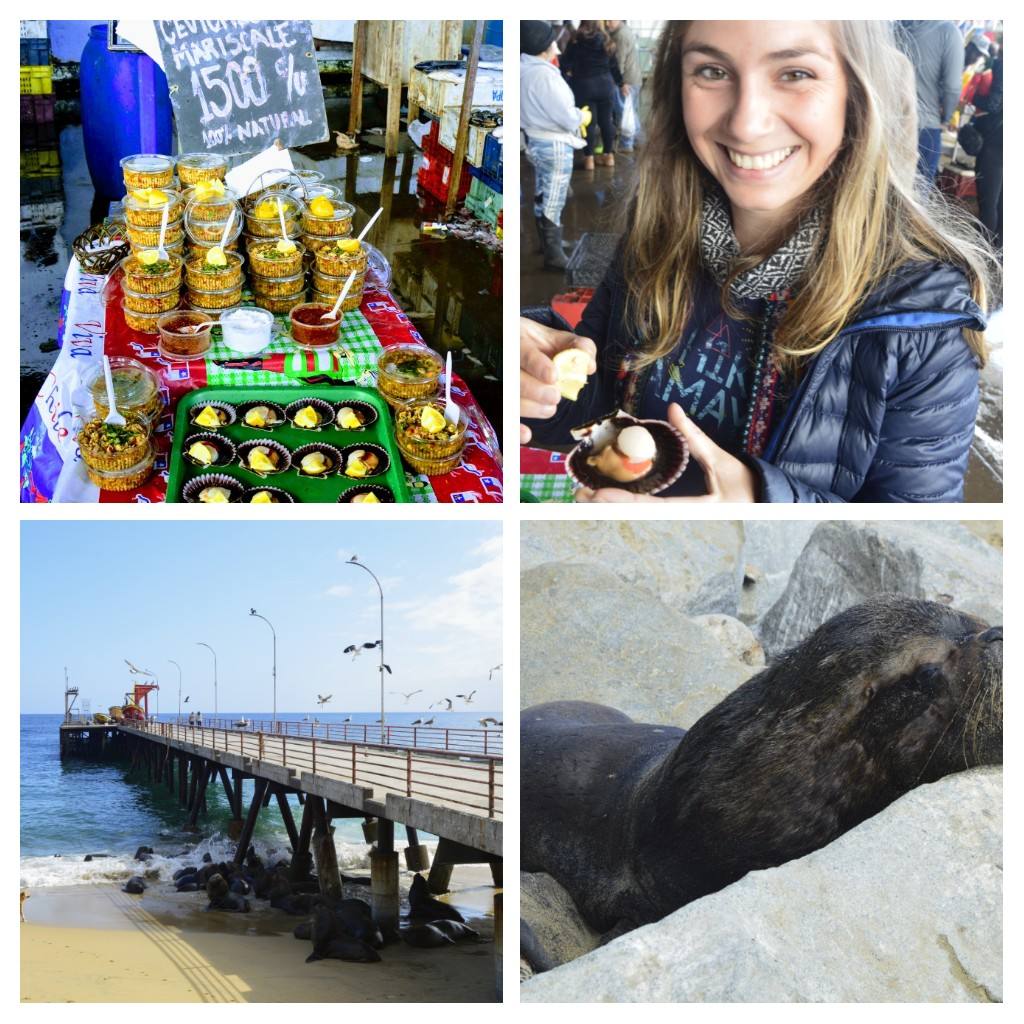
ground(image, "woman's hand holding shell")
xmin=520 ymin=317 xmax=597 ymax=445
xmin=575 ymin=403 xmax=757 ymax=502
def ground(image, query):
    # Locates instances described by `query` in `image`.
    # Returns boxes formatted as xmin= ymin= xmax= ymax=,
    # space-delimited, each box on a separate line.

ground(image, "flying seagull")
xmin=488 ymin=665 xmax=502 ymax=681
xmin=184 ymin=696 xmax=190 ymax=704
xmin=390 ymin=690 xmax=423 ymax=704
xmin=456 ymin=690 xmax=477 ymax=704
xmin=380 ymin=664 xmax=392 ymax=675
xmin=343 ymin=640 xmax=381 ymax=659
xmin=430 ymin=698 xmax=453 ymax=711
xmin=317 ymin=694 xmax=333 ymax=708
xmin=479 ymin=717 xmax=499 ymax=727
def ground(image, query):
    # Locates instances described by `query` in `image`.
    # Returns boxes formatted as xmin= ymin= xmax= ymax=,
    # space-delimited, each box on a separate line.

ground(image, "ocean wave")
xmin=20 ymin=833 xmax=437 ymax=889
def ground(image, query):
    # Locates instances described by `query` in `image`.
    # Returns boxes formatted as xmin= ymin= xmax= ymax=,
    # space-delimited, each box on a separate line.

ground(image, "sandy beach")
xmin=21 ymin=869 xmax=498 ymax=1003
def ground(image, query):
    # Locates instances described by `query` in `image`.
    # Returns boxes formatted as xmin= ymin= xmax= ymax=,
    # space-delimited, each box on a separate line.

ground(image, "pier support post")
xmin=185 ymin=762 xmax=211 ymax=830
xmin=370 ymin=849 xmax=400 ymax=935
xmin=310 ymin=797 xmax=343 ymax=899
xmin=178 ymin=754 xmax=187 ymax=806
xmin=289 ymin=797 xmax=315 ymax=882
xmin=275 ymin=788 xmax=300 ymax=852
xmin=427 ymin=859 xmax=454 ymax=895
xmin=403 ymin=826 xmax=432 ymax=872
xmin=233 ymin=778 xmax=269 ymax=866
xmin=494 ymin=891 xmax=503 ymax=1001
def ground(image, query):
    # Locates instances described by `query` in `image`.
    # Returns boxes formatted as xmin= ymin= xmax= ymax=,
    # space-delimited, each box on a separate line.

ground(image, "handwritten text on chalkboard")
xmin=155 ymin=20 xmax=328 ymax=156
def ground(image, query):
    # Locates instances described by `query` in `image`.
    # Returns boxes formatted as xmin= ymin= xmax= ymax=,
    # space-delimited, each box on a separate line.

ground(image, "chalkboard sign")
xmin=155 ymin=20 xmax=329 ymax=157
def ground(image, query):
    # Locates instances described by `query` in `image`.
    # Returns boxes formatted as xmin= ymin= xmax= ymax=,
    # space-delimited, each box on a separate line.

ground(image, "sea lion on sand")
xmin=522 ymin=597 xmax=1002 ymax=943
xmin=307 ymin=936 xmax=382 ymax=963
xmin=401 ymin=924 xmax=456 ymax=948
xmin=206 ymin=873 xmax=229 ymax=903
xmin=335 ymin=898 xmax=384 ymax=948
xmin=294 ymin=920 xmax=313 ymax=941
xmin=122 ymin=877 xmax=146 ymax=894
xmin=407 ymin=873 xmax=465 ymax=923
xmin=430 ymin=920 xmax=480 ymax=941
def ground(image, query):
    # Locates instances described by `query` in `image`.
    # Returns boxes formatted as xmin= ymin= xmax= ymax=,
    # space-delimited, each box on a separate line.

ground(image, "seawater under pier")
xmin=58 ymin=717 xmax=503 ymax=990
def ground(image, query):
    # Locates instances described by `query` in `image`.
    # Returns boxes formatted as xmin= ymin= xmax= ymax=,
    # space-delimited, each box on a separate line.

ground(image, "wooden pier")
xmin=58 ymin=718 xmax=503 ymax=960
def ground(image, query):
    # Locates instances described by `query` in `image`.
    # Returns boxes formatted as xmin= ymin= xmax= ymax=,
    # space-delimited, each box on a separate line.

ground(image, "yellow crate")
xmin=20 ymin=65 xmax=53 ymax=95
xmin=20 ymin=149 xmax=60 ymax=178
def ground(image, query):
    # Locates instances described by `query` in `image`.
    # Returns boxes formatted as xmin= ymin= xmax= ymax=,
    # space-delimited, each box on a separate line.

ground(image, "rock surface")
xmin=688 ymin=614 xmax=764 ymax=668
xmin=521 ymin=769 xmax=1002 ymax=1003
xmin=521 ymin=563 xmax=758 ymax=727
xmin=520 ymin=521 xmax=745 ymax=617
xmin=737 ymin=521 xmax=817 ymax=625
xmin=758 ymin=521 xmax=1003 ymax=655
xmin=520 ymin=871 xmax=601 ymax=974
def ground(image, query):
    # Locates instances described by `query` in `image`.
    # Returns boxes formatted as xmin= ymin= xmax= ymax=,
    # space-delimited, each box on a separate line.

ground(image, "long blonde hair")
xmin=624 ymin=21 xmax=997 ymax=372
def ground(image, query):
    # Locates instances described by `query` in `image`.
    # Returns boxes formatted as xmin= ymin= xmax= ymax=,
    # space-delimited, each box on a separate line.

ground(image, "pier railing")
xmin=151 ymin=716 xmax=502 ymax=756
xmin=124 ymin=720 xmax=503 ymax=820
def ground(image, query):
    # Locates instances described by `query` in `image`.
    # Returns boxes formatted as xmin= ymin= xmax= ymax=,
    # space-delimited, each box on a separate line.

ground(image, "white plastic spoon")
xmin=443 ymin=350 xmax=458 ymax=425
xmin=357 ymin=206 xmax=383 ymax=243
xmin=156 ymin=202 xmax=169 ymax=262
xmin=276 ymin=196 xmax=289 ymax=242
xmin=321 ymin=268 xmax=359 ymax=321
xmin=206 ymin=208 xmax=235 ymax=264
xmin=102 ymin=355 xmax=126 ymax=426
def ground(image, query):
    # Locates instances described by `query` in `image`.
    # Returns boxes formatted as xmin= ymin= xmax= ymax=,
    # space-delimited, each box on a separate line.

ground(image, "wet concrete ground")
xmin=21 ymin=113 xmax=502 ymax=443
xmin=521 ymin=151 xmax=1003 ymax=502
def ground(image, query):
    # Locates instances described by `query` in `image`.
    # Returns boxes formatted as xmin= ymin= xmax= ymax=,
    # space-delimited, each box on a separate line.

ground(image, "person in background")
xmin=972 ymin=48 xmax=1002 ymax=253
xmin=606 ymin=21 xmax=643 ymax=152
xmin=521 ymin=21 xmax=589 ymax=270
xmin=896 ymin=20 xmax=963 ymax=185
xmin=560 ymin=21 xmax=622 ymax=170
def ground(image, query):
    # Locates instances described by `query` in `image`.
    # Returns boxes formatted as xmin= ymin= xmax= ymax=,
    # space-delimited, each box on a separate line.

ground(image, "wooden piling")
xmin=233 ymin=778 xmax=269 ymax=866
xmin=310 ymin=796 xmax=343 ymax=899
xmin=275 ymin=788 xmax=300 ymax=852
xmin=289 ymin=798 xmax=315 ymax=882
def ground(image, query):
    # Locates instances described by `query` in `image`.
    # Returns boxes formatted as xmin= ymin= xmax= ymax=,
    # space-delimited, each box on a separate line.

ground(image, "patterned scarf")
xmin=699 ymin=186 xmax=822 ymax=302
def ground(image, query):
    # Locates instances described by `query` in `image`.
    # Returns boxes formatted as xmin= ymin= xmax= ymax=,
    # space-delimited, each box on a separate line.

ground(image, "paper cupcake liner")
xmin=285 ymin=398 xmax=335 ymax=431
xmin=292 ymin=443 xmax=342 ymax=479
xmin=182 ymin=432 xmax=236 ymax=470
xmin=187 ymin=400 xmax=236 ymax=430
xmin=567 ymin=412 xmax=690 ymax=495
xmin=237 ymin=401 xmax=286 ymax=432
xmin=338 ymin=443 xmax=389 ymax=480
xmin=338 ymin=484 xmax=395 ymax=503
xmin=182 ymin=473 xmax=244 ymax=503
xmin=243 ymin=486 xmax=296 ymax=503
xmin=333 ymin=401 xmax=378 ymax=431
xmin=236 ymin=439 xmax=292 ymax=477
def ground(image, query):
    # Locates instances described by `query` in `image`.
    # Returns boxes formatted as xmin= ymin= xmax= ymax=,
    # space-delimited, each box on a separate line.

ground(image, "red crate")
xmin=417 ymin=121 xmax=471 ymax=204
xmin=551 ymin=288 xmax=595 ymax=329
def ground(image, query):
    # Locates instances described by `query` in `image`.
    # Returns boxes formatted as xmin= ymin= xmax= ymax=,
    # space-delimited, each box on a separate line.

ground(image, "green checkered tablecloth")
xmin=520 ymin=473 xmax=576 ymax=503
xmin=204 ymin=309 xmax=383 ymax=388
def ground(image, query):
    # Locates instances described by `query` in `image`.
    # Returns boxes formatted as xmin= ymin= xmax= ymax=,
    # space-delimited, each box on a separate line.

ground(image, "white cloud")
xmin=325 ymin=584 xmax=353 ymax=598
xmin=398 ymin=551 xmax=502 ymax=643
xmin=472 ymin=532 xmax=503 ymax=559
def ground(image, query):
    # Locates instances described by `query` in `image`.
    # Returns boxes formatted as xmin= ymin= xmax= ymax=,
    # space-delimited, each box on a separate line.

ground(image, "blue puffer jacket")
xmin=525 ymin=259 xmax=986 ymax=502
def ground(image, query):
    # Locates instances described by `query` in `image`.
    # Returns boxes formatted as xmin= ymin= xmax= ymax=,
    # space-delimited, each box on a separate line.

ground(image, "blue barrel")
xmin=79 ymin=23 xmax=173 ymax=200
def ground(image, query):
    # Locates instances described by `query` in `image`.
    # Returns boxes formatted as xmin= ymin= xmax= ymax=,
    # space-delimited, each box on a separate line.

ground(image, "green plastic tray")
xmin=167 ymin=386 xmax=412 ymax=503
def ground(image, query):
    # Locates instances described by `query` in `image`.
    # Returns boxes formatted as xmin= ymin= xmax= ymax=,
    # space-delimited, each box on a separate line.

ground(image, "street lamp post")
xmin=196 ymin=642 xmax=218 ymax=717
xmin=348 ymin=555 xmax=385 ymax=742
xmin=249 ymin=609 xmax=277 ymax=730
xmin=168 ymin=660 xmax=182 ymax=723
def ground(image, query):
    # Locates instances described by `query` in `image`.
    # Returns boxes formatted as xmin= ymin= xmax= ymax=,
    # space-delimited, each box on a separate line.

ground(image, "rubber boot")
xmin=538 ymin=216 xmax=569 ymax=271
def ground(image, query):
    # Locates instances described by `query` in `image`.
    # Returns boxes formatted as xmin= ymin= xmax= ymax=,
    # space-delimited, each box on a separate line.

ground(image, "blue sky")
xmin=21 ymin=521 xmax=502 ymax=715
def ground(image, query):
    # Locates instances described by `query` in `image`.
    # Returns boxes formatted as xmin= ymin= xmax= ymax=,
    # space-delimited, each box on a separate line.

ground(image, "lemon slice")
xmin=205 ymin=246 xmax=228 ymax=267
xmin=193 ymin=179 xmax=225 ymax=200
xmin=194 ymin=406 xmax=223 ymax=428
xmin=187 ymin=441 xmax=217 ymax=465
xmin=275 ymin=238 xmax=297 ymax=255
xmin=294 ymin=405 xmax=320 ymax=429
xmin=338 ymin=239 xmax=361 ymax=253
xmin=248 ymin=447 xmax=277 ymax=473
xmin=250 ymin=490 xmax=274 ymax=503
xmin=137 ymin=249 xmax=160 ymax=267
xmin=199 ymin=486 xmax=231 ymax=503
xmin=553 ymin=348 xmax=591 ymax=401
xmin=309 ymin=196 xmax=335 ymax=218
xmin=337 ymin=408 xmax=362 ymax=430
xmin=345 ymin=457 xmax=368 ymax=478
xmin=420 ymin=405 xmax=446 ymax=434
xmin=245 ymin=406 xmax=269 ymax=428
xmin=353 ymin=492 xmax=380 ymax=503
xmin=254 ymin=200 xmax=277 ymax=219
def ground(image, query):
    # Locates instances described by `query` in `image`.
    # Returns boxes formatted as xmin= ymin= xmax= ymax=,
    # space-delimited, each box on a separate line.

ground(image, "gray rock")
xmin=737 ymin=521 xmax=817 ymax=626
xmin=688 ymin=615 xmax=765 ymax=668
xmin=522 ymin=769 xmax=1002 ymax=1003
xmin=521 ymin=563 xmax=758 ymax=727
xmin=521 ymin=521 xmax=745 ymax=617
xmin=758 ymin=521 xmax=1002 ymax=656
xmin=521 ymin=872 xmax=601 ymax=973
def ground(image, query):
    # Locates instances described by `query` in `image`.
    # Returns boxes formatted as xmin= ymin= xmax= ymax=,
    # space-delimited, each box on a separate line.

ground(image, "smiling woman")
xmin=520 ymin=21 xmax=999 ymax=503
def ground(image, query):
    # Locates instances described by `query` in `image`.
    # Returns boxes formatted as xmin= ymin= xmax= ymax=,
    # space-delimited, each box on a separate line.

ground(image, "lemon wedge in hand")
xmin=420 ymin=405 xmax=446 ymax=434
xmin=553 ymin=348 xmax=591 ymax=401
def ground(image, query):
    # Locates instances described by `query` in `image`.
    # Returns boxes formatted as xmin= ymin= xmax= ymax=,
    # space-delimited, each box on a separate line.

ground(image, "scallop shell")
xmin=236 ymin=439 xmax=292 ymax=477
xmin=338 ymin=443 xmax=389 ymax=480
xmin=332 ymin=400 xmax=379 ymax=430
xmin=182 ymin=432 xmax=236 ymax=469
xmin=567 ymin=410 xmax=689 ymax=495
xmin=242 ymin=486 xmax=296 ymax=503
xmin=292 ymin=442 xmax=342 ymax=478
xmin=181 ymin=473 xmax=244 ymax=503
xmin=237 ymin=400 xmax=286 ymax=431
xmin=338 ymin=484 xmax=395 ymax=503
xmin=285 ymin=397 xmax=335 ymax=431
xmin=186 ymin=400 xmax=236 ymax=429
